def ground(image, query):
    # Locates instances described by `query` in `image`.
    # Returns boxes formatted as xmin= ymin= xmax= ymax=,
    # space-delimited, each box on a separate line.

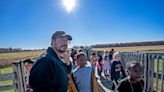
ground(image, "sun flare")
xmin=62 ymin=0 xmax=76 ymax=13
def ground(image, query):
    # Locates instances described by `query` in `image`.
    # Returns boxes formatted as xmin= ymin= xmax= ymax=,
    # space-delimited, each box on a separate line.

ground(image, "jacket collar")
xmin=46 ymin=47 xmax=64 ymax=65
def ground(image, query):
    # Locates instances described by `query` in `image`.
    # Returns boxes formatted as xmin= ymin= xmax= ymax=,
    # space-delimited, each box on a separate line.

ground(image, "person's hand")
xmin=61 ymin=53 xmax=71 ymax=65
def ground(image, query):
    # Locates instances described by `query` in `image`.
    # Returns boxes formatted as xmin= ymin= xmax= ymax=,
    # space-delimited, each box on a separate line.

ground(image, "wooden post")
xmin=160 ymin=56 xmax=164 ymax=92
xmin=12 ymin=61 xmax=25 ymax=92
xmin=150 ymin=55 xmax=155 ymax=92
xmin=20 ymin=61 xmax=26 ymax=92
xmin=144 ymin=53 xmax=148 ymax=92
xmin=147 ymin=54 xmax=151 ymax=92
xmin=155 ymin=56 xmax=160 ymax=92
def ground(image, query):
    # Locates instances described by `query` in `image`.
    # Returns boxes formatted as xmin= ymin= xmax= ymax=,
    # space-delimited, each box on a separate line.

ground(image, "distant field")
xmin=0 ymin=50 xmax=43 ymax=67
xmin=92 ymin=45 xmax=164 ymax=52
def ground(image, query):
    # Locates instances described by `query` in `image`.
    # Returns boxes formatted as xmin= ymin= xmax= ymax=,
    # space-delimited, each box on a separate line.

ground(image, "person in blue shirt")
xmin=72 ymin=52 xmax=99 ymax=92
xmin=73 ymin=52 xmax=92 ymax=92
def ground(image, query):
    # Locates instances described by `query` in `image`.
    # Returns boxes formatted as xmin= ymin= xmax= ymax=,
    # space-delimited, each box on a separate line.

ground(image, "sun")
xmin=62 ymin=0 xmax=76 ymax=13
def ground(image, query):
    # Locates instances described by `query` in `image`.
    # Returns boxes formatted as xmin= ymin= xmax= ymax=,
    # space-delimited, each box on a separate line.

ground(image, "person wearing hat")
xmin=29 ymin=31 xmax=72 ymax=92
xmin=117 ymin=61 xmax=144 ymax=92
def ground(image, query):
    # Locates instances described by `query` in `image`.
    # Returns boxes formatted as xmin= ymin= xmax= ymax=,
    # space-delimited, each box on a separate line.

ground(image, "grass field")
xmin=0 ymin=51 xmax=43 ymax=60
xmin=0 ymin=67 xmax=14 ymax=92
xmin=0 ymin=50 xmax=43 ymax=67
xmin=92 ymin=45 xmax=164 ymax=52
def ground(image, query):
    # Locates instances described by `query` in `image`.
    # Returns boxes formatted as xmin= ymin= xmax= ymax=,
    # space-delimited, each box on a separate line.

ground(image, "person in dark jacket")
xmin=29 ymin=31 xmax=72 ymax=92
xmin=110 ymin=51 xmax=126 ymax=90
xmin=117 ymin=61 xmax=144 ymax=92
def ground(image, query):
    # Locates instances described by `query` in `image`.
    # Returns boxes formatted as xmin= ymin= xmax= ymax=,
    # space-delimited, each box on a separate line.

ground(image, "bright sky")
xmin=0 ymin=0 xmax=164 ymax=49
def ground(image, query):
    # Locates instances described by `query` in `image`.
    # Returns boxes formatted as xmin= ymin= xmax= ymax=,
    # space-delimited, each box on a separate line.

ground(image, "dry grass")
xmin=92 ymin=45 xmax=164 ymax=52
xmin=0 ymin=50 xmax=43 ymax=67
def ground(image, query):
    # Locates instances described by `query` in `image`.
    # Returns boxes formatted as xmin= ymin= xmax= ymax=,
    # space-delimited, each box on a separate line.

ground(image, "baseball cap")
xmin=52 ymin=31 xmax=72 ymax=41
xmin=126 ymin=61 xmax=141 ymax=69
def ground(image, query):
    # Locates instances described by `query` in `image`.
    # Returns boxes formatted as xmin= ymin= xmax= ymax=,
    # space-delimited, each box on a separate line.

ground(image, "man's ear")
xmin=51 ymin=40 xmax=52 ymax=46
xmin=51 ymin=39 xmax=55 ymax=46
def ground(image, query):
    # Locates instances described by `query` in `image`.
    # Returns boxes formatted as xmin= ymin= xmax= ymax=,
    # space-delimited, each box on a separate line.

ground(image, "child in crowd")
xmin=90 ymin=52 xmax=97 ymax=72
xmin=117 ymin=61 xmax=144 ymax=92
xmin=24 ymin=59 xmax=34 ymax=92
xmin=102 ymin=51 xmax=110 ymax=78
xmin=72 ymin=52 xmax=99 ymax=92
xmin=97 ymin=51 xmax=103 ymax=77
xmin=110 ymin=51 xmax=126 ymax=90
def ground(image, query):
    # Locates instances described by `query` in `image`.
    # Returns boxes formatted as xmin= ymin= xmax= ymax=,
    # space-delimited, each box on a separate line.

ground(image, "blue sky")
xmin=0 ymin=0 xmax=164 ymax=49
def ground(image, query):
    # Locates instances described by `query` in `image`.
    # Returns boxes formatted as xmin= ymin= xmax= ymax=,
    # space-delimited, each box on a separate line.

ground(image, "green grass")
xmin=1 ymin=90 xmax=15 ymax=92
xmin=0 ymin=67 xmax=13 ymax=74
xmin=153 ymin=59 xmax=164 ymax=92
xmin=0 ymin=80 xmax=13 ymax=86
xmin=153 ymin=78 xmax=164 ymax=92
xmin=154 ymin=59 xmax=163 ymax=73
xmin=0 ymin=67 xmax=15 ymax=92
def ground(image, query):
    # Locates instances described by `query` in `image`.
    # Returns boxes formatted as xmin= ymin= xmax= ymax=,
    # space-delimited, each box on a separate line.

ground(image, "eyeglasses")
xmin=115 ymin=66 xmax=121 ymax=69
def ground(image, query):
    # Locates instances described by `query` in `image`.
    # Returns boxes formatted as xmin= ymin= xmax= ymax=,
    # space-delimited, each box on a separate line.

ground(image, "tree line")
xmin=0 ymin=47 xmax=44 ymax=53
xmin=90 ymin=41 xmax=164 ymax=48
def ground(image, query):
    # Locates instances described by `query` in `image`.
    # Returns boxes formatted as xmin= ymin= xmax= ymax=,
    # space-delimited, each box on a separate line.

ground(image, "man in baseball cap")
xmin=30 ymin=30 xmax=72 ymax=92
xmin=52 ymin=31 xmax=72 ymax=41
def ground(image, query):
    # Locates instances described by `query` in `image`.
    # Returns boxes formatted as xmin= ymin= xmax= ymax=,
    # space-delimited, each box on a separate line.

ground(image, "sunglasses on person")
xmin=115 ymin=66 xmax=121 ymax=69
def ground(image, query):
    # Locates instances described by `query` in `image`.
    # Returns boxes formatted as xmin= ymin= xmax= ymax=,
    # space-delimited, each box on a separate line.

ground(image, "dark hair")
xmin=23 ymin=59 xmax=34 ymax=64
xmin=78 ymin=49 xmax=83 ymax=53
xmin=92 ymin=52 xmax=96 ymax=55
xmin=76 ymin=52 xmax=86 ymax=60
xmin=126 ymin=61 xmax=142 ymax=70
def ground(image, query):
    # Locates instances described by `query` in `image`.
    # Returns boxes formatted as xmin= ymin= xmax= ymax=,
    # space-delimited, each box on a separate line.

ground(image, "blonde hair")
xmin=113 ymin=51 xmax=120 ymax=60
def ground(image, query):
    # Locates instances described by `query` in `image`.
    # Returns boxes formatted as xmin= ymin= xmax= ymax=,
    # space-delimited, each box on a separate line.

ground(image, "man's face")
xmin=130 ymin=66 xmax=143 ymax=82
xmin=52 ymin=36 xmax=69 ymax=53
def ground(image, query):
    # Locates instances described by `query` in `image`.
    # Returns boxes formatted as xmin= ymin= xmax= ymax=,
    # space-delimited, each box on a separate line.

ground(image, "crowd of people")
xmin=23 ymin=31 xmax=144 ymax=92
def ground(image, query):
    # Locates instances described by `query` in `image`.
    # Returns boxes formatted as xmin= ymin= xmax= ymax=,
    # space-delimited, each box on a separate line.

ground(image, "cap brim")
xmin=62 ymin=34 xmax=72 ymax=41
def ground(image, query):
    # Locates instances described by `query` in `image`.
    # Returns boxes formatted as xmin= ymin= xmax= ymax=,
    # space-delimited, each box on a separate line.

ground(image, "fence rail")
xmin=0 ymin=84 xmax=17 ymax=91
xmin=0 ymin=73 xmax=15 ymax=81
xmin=0 ymin=61 xmax=26 ymax=92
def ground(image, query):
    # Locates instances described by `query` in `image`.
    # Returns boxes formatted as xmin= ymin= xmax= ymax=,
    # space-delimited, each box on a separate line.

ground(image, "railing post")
xmin=12 ymin=61 xmax=25 ymax=92
xmin=144 ymin=53 xmax=148 ymax=92
xmin=155 ymin=55 xmax=160 ymax=92
xmin=160 ymin=56 xmax=164 ymax=92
